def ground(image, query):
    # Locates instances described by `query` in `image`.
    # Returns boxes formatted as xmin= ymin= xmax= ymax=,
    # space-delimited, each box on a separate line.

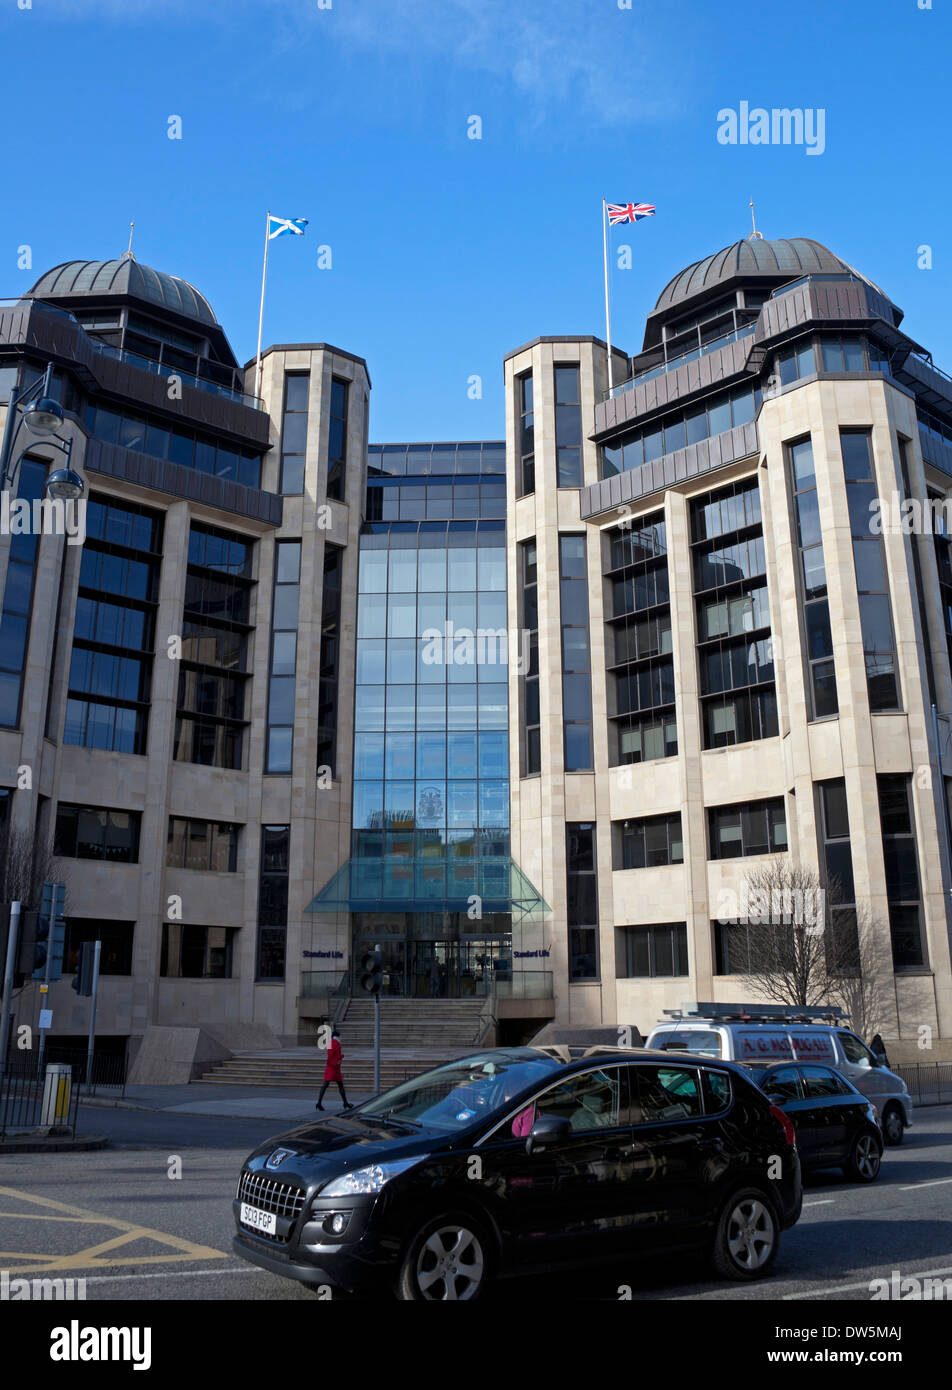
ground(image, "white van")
xmin=645 ymin=1005 xmax=912 ymax=1145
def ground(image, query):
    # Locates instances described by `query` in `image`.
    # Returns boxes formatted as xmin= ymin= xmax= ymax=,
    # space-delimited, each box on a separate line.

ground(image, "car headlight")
xmin=320 ymin=1156 xmax=427 ymax=1197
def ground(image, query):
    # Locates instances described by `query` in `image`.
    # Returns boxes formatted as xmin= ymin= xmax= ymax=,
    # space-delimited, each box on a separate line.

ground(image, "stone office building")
xmin=2 ymin=234 xmax=952 ymax=1067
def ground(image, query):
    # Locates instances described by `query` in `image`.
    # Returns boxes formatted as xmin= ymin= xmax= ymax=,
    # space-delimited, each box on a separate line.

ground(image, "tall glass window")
xmin=605 ymin=512 xmax=676 ymax=764
xmin=354 ymin=517 xmax=509 ymax=918
xmin=327 ymin=377 xmax=348 ymax=501
xmin=520 ymin=539 xmax=540 ymax=775
xmin=0 ymin=456 xmax=48 ymax=728
xmin=265 ymin=540 xmax=301 ymax=773
xmin=279 ymin=374 xmax=308 ymax=495
xmin=817 ymin=778 xmax=859 ymax=969
xmin=877 ymin=775 xmax=926 ymax=969
xmin=560 ymin=535 xmax=592 ymax=769
xmin=64 ymin=493 xmax=162 ymax=754
xmin=567 ymin=822 xmax=598 ymax=979
xmin=842 ymin=431 xmax=900 ymax=711
xmin=175 ymin=523 xmax=253 ymax=770
xmin=317 ymin=543 xmax=343 ymax=775
xmin=789 ymin=437 xmax=838 ymax=718
xmin=257 ymin=824 xmax=289 ymax=979
xmin=691 ymin=479 xmax=778 ymax=749
xmin=555 ymin=365 xmax=582 ymax=487
xmin=517 ymin=372 xmax=534 ymax=496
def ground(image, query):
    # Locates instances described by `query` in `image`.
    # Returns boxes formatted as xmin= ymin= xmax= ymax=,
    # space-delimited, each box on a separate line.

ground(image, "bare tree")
xmin=729 ymin=858 xmax=890 ymax=1036
xmin=825 ymin=899 xmax=893 ymax=1041
xmin=0 ymin=826 xmax=60 ymax=911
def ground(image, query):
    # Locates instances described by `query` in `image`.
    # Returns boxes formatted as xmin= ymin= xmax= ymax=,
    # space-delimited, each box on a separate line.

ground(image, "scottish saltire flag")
xmin=268 ymin=215 xmax=308 ymax=240
xmin=607 ymin=202 xmax=656 ymax=225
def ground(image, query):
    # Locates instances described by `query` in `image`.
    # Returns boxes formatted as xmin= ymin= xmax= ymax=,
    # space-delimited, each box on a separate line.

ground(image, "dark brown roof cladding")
xmin=28 ymin=259 xmax=218 ymax=327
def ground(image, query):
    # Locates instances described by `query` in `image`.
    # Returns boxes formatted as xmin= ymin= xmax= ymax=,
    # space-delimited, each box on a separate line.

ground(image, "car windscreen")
xmin=648 ymin=1029 xmax=723 ymax=1058
xmin=354 ymin=1055 xmax=562 ymax=1132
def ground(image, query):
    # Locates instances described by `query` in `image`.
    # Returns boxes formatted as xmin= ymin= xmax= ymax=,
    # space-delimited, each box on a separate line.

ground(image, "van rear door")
xmin=733 ymin=1030 xmax=794 ymax=1065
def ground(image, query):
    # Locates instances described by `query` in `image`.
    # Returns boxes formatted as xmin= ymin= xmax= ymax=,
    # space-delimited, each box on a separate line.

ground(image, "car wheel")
xmin=882 ymin=1105 xmax=904 ymax=1147
xmin=844 ymin=1130 xmax=882 ymax=1183
xmin=711 ymin=1188 xmax=778 ymax=1281
xmin=396 ymin=1211 xmax=492 ymax=1301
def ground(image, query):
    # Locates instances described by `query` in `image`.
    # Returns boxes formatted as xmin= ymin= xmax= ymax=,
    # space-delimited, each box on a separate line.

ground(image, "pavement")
xmin=79 ymin=1083 xmax=374 ymax=1121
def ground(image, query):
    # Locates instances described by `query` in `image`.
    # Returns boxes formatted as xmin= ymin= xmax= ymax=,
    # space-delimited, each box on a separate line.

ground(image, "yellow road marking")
xmin=0 ymin=1184 xmax=227 ymax=1272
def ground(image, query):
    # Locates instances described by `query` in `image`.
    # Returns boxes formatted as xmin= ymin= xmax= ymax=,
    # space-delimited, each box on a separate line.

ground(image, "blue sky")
xmin=2 ymin=0 xmax=947 ymax=441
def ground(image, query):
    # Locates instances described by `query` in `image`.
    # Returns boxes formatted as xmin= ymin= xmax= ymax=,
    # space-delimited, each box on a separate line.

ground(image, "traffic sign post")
xmin=0 ymin=901 xmax=21 ymax=1075
xmin=84 ymin=940 xmax=102 ymax=1088
xmin=35 ymin=882 xmax=66 ymax=1078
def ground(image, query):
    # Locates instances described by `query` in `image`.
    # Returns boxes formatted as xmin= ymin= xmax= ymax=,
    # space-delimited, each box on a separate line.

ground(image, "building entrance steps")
xmin=199 ymin=998 xmax=489 ymax=1089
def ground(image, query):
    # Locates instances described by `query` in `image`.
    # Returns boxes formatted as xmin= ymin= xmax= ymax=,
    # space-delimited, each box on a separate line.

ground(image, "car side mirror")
xmin=526 ymin=1113 xmax=571 ymax=1155
xmin=767 ymin=1094 xmax=787 ymax=1107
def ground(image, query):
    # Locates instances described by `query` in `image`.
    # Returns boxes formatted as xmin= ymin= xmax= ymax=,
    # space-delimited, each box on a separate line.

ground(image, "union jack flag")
xmin=607 ymin=202 xmax=656 ymax=225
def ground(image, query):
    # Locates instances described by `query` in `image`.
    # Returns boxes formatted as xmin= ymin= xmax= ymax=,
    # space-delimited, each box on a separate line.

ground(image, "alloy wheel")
xmin=726 ymin=1197 xmax=774 ymax=1273
xmin=883 ymin=1108 xmax=903 ymax=1145
xmin=415 ymin=1224 xmax=485 ymax=1300
xmin=855 ymin=1134 xmax=881 ymax=1180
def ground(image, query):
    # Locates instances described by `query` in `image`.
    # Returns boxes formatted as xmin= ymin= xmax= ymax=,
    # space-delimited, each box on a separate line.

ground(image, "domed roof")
xmin=653 ymin=237 xmax=854 ymax=314
xmin=28 ymin=258 xmax=218 ymax=327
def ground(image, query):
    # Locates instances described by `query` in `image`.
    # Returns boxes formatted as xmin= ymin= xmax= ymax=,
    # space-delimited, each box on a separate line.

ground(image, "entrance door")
xmin=409 ymin=942 xmax=457 ymax=998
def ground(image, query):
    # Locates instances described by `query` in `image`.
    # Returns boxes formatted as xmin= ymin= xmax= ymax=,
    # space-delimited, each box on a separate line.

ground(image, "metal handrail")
xmin=606 ymin=324 xmax=757 ymax=400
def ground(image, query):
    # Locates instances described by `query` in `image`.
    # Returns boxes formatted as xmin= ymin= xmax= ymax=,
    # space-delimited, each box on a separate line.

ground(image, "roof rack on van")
xmin=662 ymin=1002 xmax=850 ymax=1025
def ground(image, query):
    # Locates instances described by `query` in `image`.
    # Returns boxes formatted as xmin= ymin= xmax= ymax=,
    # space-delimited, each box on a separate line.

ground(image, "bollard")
xmin=39 ymin=1063 xmax=72 ymax=1132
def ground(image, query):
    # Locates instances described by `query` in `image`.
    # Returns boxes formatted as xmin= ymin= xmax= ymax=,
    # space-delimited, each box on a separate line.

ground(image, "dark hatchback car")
xmin=233 ymin=1047 xmax=802 ymax=1300
xmin=747 ymin=1062 xmax=883 ymax=1183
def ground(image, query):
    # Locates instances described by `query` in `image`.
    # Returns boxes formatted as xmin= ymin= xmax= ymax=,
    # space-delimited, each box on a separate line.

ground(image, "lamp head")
xmin=45 ymin=468 xmax=84 ymax=502
xmin=23 ymin=397 xmax=65 ymax=435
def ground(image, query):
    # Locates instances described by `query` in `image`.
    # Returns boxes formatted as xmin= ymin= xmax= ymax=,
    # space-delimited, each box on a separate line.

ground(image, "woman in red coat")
xmin=316 ymin=1027 xmax=349 ymax=1111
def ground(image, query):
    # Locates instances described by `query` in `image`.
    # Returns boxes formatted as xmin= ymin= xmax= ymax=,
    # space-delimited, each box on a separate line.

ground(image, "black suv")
xmin=233 ymin=1046 xmax=802 ymax=1300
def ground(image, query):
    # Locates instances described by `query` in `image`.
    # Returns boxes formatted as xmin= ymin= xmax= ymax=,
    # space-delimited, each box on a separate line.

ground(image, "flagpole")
xmin=602 ymin=199 xmax=614 ymax=395
xmin=254 ymin=210 xmax=271 ymax=401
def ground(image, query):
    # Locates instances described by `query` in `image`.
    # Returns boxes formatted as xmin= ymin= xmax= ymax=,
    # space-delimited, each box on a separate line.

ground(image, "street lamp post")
xmin=0 ymin=361 xmax=85 ymax=502
xmin=0 ymin=364 xmax=85 ymax=1070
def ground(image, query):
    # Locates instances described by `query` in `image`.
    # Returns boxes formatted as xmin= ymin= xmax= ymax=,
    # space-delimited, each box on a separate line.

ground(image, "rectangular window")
xmin=606 ymin=512 xmax=676 ymax=765
xmin=266 ymin=540 xmax=301 ymax=773
xmin=560 ymin=534 xmax=592 ymax=770
xmin=280 ymin=373 xmax=309 ymax=495
xmin=317 ymin=544 xmax=343 ymax=776
xmin=518 ymin=373 xmax=534 ymax=496
xmin=788 ymin=437 xmax=838 ymax=718
xmin=64 ymin=493 xmax=162 ymax=754
xmin=177 ymin=522 xmax=253 ymax=770
xmin=618 ymin=923 xmax=688 ymax=977
xmin=520 ymin=539 xmax=540 ymax=775
xmin=877 ymin=774 xmax=925 ymax=969
xmin=843 ymin=431 xmax=900 ymax=711
xmin=567 ymin=822 xmax=598 ymax=979
xmin=166 ymin=818 xmax=240 ymax=872
xmin=692 ymin=479 xmax=776 ymax=749
xmin=54 ymin=803 xmax=141 ymax=863
xmin=161 ymin=924 xmax=236 ymax=978
xmin=327 ymin=377 xmax=348 ymax=501
xmin=257 ymin=824 xmax=289 ymax=980
xmin=708 ymin=798 xmax=787 ymax=859
xmin=64 ymin=919 xmax=134 ymax=976
xmin=555 ymin=364 xmax=582 ymax=487
xmin=616 ymin=813 xmax=683 ymax=869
